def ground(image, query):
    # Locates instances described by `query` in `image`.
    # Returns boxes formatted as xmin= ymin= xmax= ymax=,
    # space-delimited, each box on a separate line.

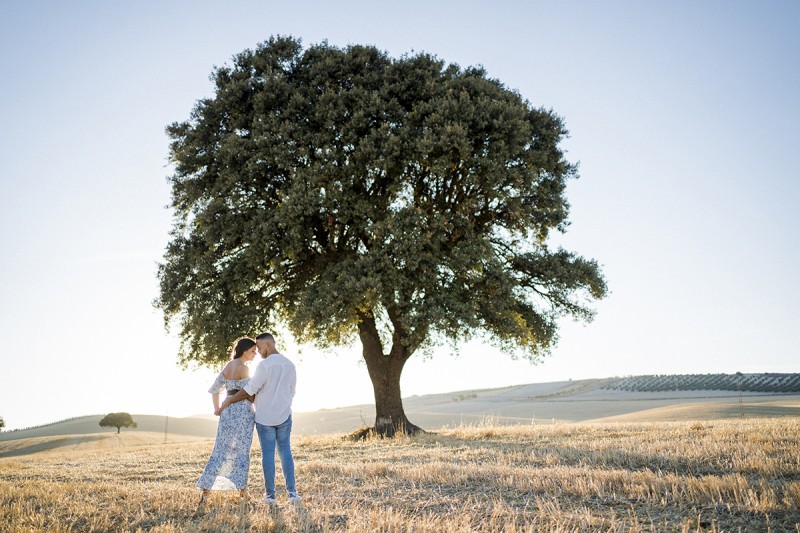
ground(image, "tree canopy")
xmin=99 ymin=412 xmax=137 ymax=434
xmin=157 ymin=36 xmax=607 ymax=435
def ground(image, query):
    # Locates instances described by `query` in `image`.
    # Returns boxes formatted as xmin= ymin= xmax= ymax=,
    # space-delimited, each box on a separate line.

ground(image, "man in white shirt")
xmin=222 ymin=332 xmax=300 ymax=504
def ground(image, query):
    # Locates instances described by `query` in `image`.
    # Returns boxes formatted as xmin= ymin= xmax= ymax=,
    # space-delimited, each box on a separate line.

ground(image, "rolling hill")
xmin=2 ymin=374 xmax=798 ymax=456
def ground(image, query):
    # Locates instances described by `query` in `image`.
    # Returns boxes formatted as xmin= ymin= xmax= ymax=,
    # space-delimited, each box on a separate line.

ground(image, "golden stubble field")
xmin=1 ymin=419 xmax=799 ymax=532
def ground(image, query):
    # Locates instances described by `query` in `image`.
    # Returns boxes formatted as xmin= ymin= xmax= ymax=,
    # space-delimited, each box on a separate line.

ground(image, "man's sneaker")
xmin=264 ymin=495 xmax=277 ymax=505
xmin=288 ymin=493 xmax=302 ymax=503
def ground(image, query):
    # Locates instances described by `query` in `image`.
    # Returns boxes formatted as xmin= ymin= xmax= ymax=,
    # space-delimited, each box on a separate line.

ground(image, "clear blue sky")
xmin=1 ymin=1 xmax=798 ymax=430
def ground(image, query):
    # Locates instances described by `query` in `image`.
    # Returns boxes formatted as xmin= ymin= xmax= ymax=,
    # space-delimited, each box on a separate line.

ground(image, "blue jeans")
xmin=255 ymin=415 xmax=297 ymax=498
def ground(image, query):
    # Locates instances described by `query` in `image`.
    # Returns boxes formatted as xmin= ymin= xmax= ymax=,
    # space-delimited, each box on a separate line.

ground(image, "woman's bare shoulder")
xmin=225 ymin=360 xmax=250 ymax=380
xmin=221 ymin=361 xmax=236 ymax=379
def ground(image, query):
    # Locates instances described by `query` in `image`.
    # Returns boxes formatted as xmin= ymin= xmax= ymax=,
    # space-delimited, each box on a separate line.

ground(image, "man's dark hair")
xmin=256 ymin=332 xmax=275 ymax=342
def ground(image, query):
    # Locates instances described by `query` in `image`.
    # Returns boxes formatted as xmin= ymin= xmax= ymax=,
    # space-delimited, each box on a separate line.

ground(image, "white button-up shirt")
xmin=244 ymin=353 xmax=296 ymax=426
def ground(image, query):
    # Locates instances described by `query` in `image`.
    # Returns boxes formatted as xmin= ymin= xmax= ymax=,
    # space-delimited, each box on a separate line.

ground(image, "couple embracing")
xmin=196 ymin=333 xmax=300 ymax=505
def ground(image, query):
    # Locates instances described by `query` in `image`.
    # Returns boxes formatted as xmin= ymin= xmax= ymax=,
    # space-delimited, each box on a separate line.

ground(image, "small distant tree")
xmin=0 ymin=416 xmax=4 ymax=431
xmin=99 ymin=412 xmax=137 ymax=434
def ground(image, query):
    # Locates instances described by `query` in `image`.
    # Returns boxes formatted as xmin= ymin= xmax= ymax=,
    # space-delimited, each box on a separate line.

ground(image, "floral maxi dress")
xmin=196 ymin=374 xmax=255 ymax=491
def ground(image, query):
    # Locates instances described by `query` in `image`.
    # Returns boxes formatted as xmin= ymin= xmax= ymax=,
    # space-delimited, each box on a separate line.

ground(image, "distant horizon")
xmin=4 ymin=371 xmax=799 ymax=433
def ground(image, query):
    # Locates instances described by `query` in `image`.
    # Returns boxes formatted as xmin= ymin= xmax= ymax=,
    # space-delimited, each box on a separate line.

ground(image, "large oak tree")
xmin=157 ymin=36 xmax=607 ymax=436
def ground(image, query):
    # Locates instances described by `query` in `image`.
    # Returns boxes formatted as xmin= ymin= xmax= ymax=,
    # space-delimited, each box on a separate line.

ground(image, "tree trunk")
xmin=358 ymin=316 xmax=422 ymax=437
xmin=116 ymin=427 xmax=121 ymax=434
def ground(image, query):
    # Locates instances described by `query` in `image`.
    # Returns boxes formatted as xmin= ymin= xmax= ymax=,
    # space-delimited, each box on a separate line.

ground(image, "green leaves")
xmin=157 ymin=36 xmax=606 ymax=368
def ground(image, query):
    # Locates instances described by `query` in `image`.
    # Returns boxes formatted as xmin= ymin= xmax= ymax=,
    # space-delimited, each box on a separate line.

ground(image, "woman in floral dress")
xmin=197 ymin=337 xmax=258 ymax=502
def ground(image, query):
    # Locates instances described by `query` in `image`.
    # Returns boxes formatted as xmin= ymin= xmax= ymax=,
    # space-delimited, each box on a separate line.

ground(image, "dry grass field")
xmin=2 ymin=418 xmax=799 ymax=532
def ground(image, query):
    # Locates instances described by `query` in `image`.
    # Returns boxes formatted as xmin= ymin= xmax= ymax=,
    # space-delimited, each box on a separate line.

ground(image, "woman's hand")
xmin=214 ymin=407 xmax=221 ymax=416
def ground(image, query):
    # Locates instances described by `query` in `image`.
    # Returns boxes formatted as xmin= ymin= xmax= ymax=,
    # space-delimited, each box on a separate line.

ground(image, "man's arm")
xmin=221 ymin=360 xmax=266 ymax=412
xmin=220 ymin=389 xmax=249 ymax=412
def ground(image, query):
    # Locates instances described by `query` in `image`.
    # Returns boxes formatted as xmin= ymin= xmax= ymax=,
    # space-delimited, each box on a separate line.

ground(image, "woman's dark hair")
xmin=231 ymin=337 xmax=256 ymax=359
